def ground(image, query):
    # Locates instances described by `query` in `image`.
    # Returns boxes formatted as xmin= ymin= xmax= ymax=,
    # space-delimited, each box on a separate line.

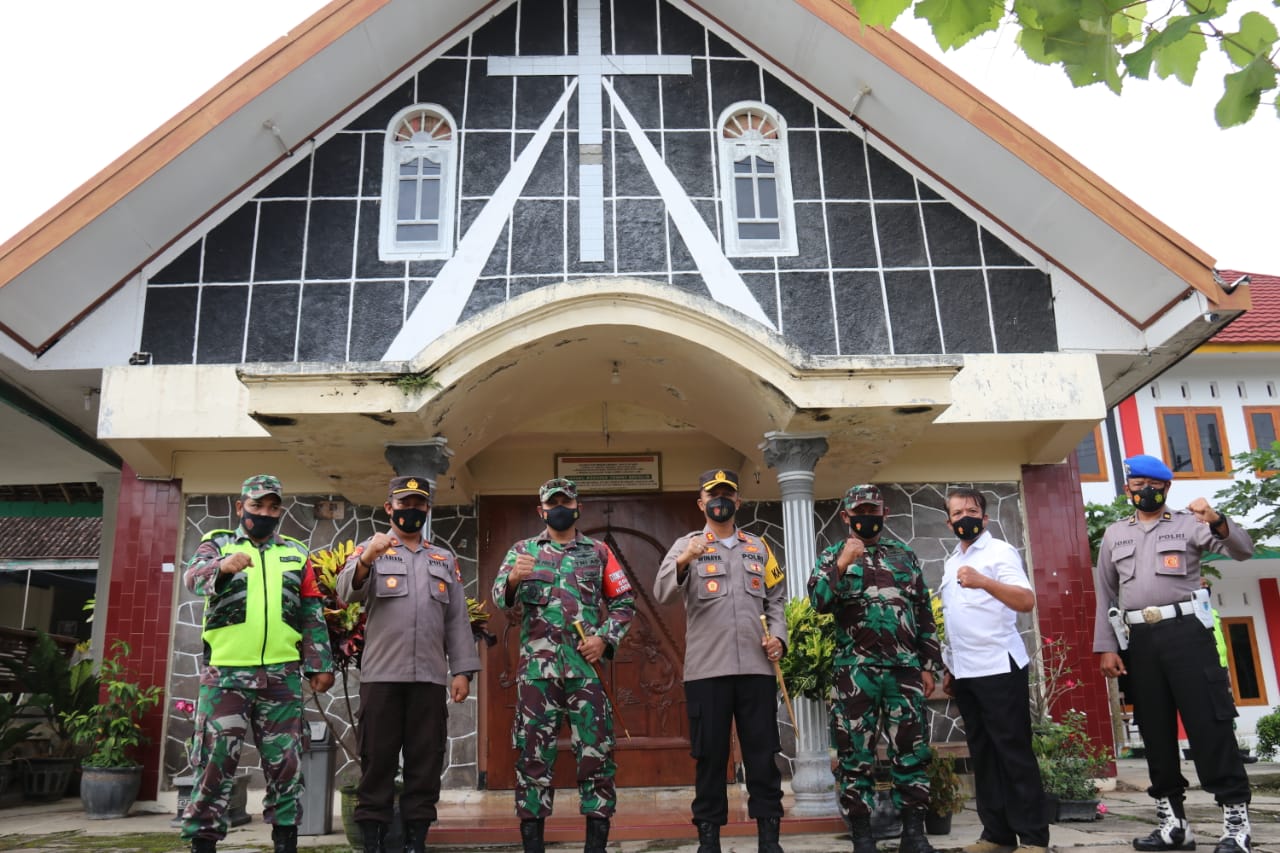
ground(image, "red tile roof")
xmin=1213 ymin=270 xmax=1280 ymax=344
xmin=0 ymin=516 xmax=102 ymax=559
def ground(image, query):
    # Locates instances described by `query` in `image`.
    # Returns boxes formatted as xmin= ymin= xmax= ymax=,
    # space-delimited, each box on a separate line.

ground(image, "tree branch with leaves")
xmin=846 ymin=0 xmax=1279 ymax=126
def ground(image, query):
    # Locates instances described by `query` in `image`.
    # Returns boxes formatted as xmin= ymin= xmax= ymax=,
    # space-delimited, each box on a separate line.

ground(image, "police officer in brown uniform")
xmin=338 ymin=476 xmax=481 ymax=853
xmin=1092 ymin=455 xmax=1255 ymax=853
xmin=655 ymin=469 xmax=788 ymax=853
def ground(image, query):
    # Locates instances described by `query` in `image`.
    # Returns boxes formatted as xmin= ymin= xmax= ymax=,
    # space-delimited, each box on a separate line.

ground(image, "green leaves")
xmin=1213 ymin=440 xmax=1280 ymax=544
xmin=779 ymin=597 xmax=837 ymax=702
xmin=915 ymin=0 xmax=1005 ymax=49
xmin=844 ymin=0 xmax=1280 ymax=126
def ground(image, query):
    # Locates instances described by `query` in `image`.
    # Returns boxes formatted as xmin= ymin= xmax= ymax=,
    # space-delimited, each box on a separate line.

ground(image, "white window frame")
xmin=379 ymin=104 xmax=459 ymax=261
xmin=716 ymin=102 xmax=798 ymax=257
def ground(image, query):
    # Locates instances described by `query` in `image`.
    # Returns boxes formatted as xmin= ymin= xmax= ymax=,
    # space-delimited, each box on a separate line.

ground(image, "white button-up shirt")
xmin=939 ymin=530 xmax=1032 ymax=679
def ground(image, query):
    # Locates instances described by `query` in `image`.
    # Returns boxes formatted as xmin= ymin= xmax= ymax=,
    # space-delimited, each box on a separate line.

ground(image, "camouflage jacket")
xmin=493 ymin=531 xmax=635 ymax=681
xmin=808 ymin=537 xmax=942 ymax=673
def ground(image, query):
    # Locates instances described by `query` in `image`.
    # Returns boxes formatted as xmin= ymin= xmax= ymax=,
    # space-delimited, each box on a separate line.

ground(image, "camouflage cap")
xmin=842 ymin=484 xmax=883 ymax=510
xmin=539 ymin=478 xmax=578 ymax=502
xmin=241 ymin=474 xmax=283 ymax=500
xmin=699 ymin=469 xmax=739 ymax=492
xmin=388 ymin=475 xmax=431 ymax=500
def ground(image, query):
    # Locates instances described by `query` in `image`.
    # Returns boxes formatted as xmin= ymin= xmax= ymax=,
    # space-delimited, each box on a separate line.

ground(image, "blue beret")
xmin=1123 ymin=454 xmax=1173 ymax=481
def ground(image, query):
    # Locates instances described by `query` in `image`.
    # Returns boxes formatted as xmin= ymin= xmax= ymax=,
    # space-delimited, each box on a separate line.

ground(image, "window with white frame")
xmin=717 ymin=103 xmax=797 ymax=257
xmin=380 ymin=105 xmax=458 ymax=260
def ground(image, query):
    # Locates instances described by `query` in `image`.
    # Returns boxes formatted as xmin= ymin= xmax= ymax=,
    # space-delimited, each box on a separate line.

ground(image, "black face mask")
xmin=241 ymin=510 xmax=279 ymax=540
xmin=951 ymin=517 xmax=984 ymax=541
xmin=1132 ymin=486 xmax=1166 ymax=513
xmin=848 ymin=514 xmax=883 ymax=541
xmin=705 ymin=496 xmax=737 ymax=523
xmin=544 ymin=505 xmax=579 ymax=532
xmin=393 ymin=507 xmax=428 ymax=534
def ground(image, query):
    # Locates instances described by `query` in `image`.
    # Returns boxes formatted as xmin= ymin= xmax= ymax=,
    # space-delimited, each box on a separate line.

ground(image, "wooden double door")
xmin=477 ymin=493 xmax=704 ymax=789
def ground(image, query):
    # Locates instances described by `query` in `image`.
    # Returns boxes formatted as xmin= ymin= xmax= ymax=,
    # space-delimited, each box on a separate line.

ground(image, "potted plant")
xmin=12 ymin=631 xmax=99 ymax=800
xmin=61 ymin=639 xmax=164 ymax=818
xmin=1033 ymin=710 xmax=1109 ymax=822
xmin=924 ymin=747 xmax=965 ymax=835
xmin=0 ymin=695 xmax=38 ymax=800
xmin=778 ymin=597 xmax=836 ymax=702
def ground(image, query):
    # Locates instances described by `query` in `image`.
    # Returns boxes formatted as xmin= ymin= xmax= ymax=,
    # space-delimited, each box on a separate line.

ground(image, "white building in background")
xmin=1079 ymin=271 xmax=1280 ymax=743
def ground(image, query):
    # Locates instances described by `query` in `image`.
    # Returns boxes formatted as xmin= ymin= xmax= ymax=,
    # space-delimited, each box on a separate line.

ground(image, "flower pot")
xmin=925 ymin=811 xmax=953 ymax=835
xmin=21 ymin=757 xmax=76 ymax=801
xmin=1056 ymin=798 xmax=1100 ymax=822
xmin=80 ymin=765 xmax=143 ymax=819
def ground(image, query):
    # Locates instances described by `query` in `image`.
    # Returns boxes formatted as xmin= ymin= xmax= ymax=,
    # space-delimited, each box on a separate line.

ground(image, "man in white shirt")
xmin=940 ymin=487 xmax=1050 ymax=853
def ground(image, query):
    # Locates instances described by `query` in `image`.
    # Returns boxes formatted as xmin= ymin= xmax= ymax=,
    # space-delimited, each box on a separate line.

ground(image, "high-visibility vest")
xmin=200 ymin=530 xmax=309 ymax=667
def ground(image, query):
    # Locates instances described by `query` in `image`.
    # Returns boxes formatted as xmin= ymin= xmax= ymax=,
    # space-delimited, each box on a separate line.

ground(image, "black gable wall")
xmin=141 ymin=0 xmax=1055 ymax=365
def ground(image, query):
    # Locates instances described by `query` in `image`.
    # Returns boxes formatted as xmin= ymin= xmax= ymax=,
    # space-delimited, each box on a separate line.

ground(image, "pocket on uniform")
xmin=427 ymin=568 xmax=452 ymax=604
xmin=375 ymin=564 xmax=409 ymax=598
xmin=1156 ymin=540 xmax=1188 ymax=577
xmin=1111 ymin=542 xmax=1138 ymax=583
xmin=687 ymin=700 xmax=703 ymax=759
xmin=1205 ymin=665 xmax=1239 ymax=721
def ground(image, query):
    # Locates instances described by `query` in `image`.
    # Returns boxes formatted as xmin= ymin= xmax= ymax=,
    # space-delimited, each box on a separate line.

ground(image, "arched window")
xmin=717 ymin=103 xmax=797 ymax=257
xmin=380 ymin=105 xmax=458 ymax=260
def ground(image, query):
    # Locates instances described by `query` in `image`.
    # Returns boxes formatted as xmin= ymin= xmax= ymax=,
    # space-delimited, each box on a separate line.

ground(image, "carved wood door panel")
xmin=478 ymin=493 xmax=704 ymax=789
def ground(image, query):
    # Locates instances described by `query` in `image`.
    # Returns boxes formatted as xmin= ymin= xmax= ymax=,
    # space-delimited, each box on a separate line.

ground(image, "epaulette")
xmin=202 ymin=529 xmax=237 ymax=549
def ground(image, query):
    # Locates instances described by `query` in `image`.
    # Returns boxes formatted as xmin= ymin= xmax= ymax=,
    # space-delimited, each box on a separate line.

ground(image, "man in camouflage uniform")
xmin=655 ymin=469 xmax=788 ymax=853
xmin=494 ymin=478 xmax=635 ymax=853
xmin=180 ymin=475 xmax=334 ymax=853
xmin=809 ymin=485 xmax=941 ymax=853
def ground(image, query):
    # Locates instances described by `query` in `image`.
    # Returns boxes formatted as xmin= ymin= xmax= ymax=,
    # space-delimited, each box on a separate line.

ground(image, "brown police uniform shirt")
xmin=655 ymin=527 xmax=787 ymax=682
xmin=338 ymin=537 xmax=481 ymax=684
xmin=1092 ymin=509 xmax=1254 ymax=654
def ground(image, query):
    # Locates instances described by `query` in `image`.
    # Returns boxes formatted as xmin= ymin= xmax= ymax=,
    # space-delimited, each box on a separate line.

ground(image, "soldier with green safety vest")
xmin=180 ymin=475 xmax=334 ymax=853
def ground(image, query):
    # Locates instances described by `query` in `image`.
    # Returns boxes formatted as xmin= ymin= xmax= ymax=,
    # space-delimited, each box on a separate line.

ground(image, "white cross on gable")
xmin=488 ymin=0 xmax=691 ymax=262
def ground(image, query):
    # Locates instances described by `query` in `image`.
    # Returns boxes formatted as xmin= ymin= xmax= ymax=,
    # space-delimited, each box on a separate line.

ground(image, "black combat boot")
xmin=899 ymin=807 xmax=937 ymax=853
xmin=190 ymin=839 xmax=217 ymax=853
xmin=694 ymin=819 xmax=721 ymax=853
xmin=849 ymin=812 xmax=877 ymax=853
xmin=404 ymin=819 xmax=431 ymax=853
xmin=521 ymin=817 xmax=546 ymax=853
xmin=584 ymin=816 xmax=610 ymax=852
xmin=271 ymin=824 xmax=297 ymax=853
xmin=758 ymin=815 xmax=785 ymax=853
xmin=359 ymin=819 xmax=388 ymax=853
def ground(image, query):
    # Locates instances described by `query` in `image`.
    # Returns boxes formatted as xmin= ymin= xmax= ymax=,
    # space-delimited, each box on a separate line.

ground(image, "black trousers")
xmin=355 ymin=681 xmax=448 ymax=824
xmin=684 ymin=674 xmax=784 ymax=824
xmin=1128 ymin=615 xmax=1249 ymax=805
xmin=953 ymin=660 xmax=1049 ymax=847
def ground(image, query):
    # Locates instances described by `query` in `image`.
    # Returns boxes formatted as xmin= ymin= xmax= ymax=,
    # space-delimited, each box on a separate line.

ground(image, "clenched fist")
xmin=507 ymin=551 xmax=535 ymax=589
xmin=219 ymin=552 xmax=253 ymax=574
xmin=835 ymin=537 xmax=866 ymax=575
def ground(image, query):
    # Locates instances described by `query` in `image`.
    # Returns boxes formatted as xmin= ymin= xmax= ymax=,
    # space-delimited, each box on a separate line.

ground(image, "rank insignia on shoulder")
xmin=1163 ymin=512 xmax=1172 ymax=519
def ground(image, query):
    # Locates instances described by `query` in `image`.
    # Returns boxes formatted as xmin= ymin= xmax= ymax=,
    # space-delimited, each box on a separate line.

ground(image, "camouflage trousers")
xmin=830 ymin=665 xmax=930 ymax=818
xmin=181 ymin=672 xmax=305 ymax=840
xmin=513 ymin=677 xmax=615 ymax=819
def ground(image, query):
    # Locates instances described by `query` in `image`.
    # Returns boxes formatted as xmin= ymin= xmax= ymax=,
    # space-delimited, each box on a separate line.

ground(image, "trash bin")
xmin=299 ymin=721 xmax=335 ymax=835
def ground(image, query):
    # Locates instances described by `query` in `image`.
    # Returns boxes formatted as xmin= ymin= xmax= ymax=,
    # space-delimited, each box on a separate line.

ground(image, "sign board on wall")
xmin=554 ymin=454 xmax=662 ymax=494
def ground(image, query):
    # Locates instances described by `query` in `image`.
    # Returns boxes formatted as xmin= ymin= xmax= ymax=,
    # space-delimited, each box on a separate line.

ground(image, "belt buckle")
xmin=1142 ymin=606 xmax=1162 ymax=624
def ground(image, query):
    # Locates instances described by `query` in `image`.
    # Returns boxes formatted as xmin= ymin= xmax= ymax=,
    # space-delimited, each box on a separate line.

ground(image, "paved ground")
xmin=0 ymin=759 xmax=1277 ymax=851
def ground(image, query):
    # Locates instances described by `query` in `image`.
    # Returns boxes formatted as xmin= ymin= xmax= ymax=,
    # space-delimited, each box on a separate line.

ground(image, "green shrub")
xmin=779 ymin=597 xmax=836 ymax=702
xmin=1255 ymin=706 xmax=1280 ymax=760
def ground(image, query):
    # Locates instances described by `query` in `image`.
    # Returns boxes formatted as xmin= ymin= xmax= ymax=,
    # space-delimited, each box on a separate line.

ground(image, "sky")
xmin=0 ymin=0 xmax=1275 ymax=274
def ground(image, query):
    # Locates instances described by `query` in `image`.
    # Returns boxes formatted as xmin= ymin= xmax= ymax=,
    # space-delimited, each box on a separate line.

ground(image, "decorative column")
xmin=760 ymin=431 xmax=838 ymax=816
xmin=385 ymin=438 xmax=453 ymax=538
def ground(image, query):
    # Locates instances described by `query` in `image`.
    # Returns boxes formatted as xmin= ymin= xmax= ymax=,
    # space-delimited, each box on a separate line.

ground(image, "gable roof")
xmin=1211 ymin=271 xmax=1280 ymax=345
xmin=0 ymin=0 xmax=1238 ymax=359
